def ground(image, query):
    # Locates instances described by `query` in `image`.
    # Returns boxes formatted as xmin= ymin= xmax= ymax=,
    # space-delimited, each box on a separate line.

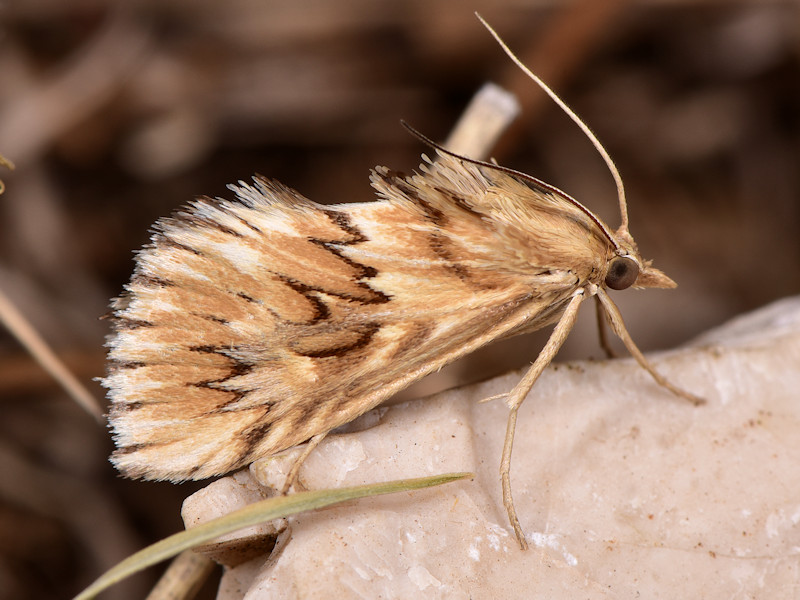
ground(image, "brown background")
xmin=0 ymin=1 xmax=798 ymax=598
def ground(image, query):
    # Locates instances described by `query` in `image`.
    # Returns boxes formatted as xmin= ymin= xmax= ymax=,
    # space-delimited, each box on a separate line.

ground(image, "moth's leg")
xmin=501 ymin=290 xmax=586 ymax=550
xmin=595 ymin=295 xmax=617 ymax=359
xmin=280 ymin=431 xmax=329 ymax=495
xmin=596 ymin=288 xmax=704 ymax=406
xmin=501 ymin=406 xmax=525 ymax=547
xmin=478 ymin=392 xmax=509 ymax=404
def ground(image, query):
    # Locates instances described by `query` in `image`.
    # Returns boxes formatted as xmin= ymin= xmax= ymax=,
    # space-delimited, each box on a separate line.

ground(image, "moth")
xmin=104 ymin=18 xmax=701 ymax=550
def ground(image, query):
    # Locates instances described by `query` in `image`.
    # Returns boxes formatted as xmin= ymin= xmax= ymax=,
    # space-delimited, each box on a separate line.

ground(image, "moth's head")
xmin=604 ymin=227 xmax=677 ymax=291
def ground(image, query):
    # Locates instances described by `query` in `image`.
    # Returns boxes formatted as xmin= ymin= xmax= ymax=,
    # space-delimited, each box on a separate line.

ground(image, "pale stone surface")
xmin=194 ymin=296 xmax=800 ymax=599
xmin=182 ymin=470 xmax=282 ymax=567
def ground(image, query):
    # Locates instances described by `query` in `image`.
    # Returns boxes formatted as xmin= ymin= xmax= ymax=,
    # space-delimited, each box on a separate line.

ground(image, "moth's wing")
xmin=106 ymin=163 xmax=587 ymax=482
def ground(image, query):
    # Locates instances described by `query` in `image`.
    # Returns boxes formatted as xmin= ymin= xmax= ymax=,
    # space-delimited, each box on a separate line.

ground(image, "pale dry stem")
xmin=144 ymin=550 xmax=215 ymax=600
xmin=0 ymin=286 xmax=102 ymax=419
xmin=444 ymin=83 xmax=519 ymax=160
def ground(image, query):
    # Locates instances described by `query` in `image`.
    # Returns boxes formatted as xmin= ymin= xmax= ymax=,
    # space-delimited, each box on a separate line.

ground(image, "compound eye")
xmin=605 ymin=256 xmax=639 ymax=290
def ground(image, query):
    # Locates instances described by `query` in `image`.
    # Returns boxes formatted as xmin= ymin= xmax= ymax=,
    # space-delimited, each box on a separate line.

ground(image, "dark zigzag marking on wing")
xmin=319 ymin=209 xmax=391 ymax=302
xmin=111 ymin=315 xmax=155 ymax=330
xmin=227 ymin=209 xmax=392 ymax=455
xmin=169 ymin=202 xmax=245 ymax=239
xmin=432 ymin=185 xmax=481 ymax=218
xmin=112 ymin=443 xmax=147 ymax=457
xmin=187 ymin=345 xmax=266 ymax=415
xmin=379 ymin=170 xmax=483 ymax=281
xmin=292 ymin=322 xmax=381 ymax=358
xmin=129 ymin=273 xmax=175 ymax=289
xmin=236 ymin=291 xmax=259 ymax=303
xmin=274 ymin=276 xmax=331 ymax=322
xmin=200 ymin=314 xmax=229 ymax=325
xmin=154 ymin=234 xmax=203 ymax=256
xmin=190 ymin=345 xmax=256 ymax=381
xmin=240 ymin=407 xmax=277 ymax=460
xmin=379 ymin=169 xmax=446 ymax=226
xmin=111 ymin=400 xmax=145 ymax=412
xmin=106 ymin=360 xmax=147 ymax=374
xmin=196 ymin=194 xmax=266 ymax=235
xmin=428 ymin=230 xmax=470 ymax=281
xmin=115 ymin=186 xmax=398 ymax=470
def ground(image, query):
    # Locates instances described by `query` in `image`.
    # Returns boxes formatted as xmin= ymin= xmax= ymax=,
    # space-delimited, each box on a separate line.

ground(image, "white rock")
xmin=183 ymin=296 xmax=800 ymax=599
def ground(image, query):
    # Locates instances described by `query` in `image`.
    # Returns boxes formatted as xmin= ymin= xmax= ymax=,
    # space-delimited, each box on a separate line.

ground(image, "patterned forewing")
xmin=106 ymin=160 xmax=596 ymax=481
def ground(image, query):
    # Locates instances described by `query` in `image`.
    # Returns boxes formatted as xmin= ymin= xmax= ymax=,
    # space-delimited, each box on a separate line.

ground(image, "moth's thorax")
xmin=374 ymin=156 xmax=615 ymax=285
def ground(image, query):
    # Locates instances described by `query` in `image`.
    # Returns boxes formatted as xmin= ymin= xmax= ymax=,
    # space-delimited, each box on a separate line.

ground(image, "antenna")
xmin=476 ymin=13 xmax=630 ymax=233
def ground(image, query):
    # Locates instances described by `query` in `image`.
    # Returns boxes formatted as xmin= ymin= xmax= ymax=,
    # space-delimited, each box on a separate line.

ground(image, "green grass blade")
xmin=75 ymin=472 xmax=472 ymax=600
